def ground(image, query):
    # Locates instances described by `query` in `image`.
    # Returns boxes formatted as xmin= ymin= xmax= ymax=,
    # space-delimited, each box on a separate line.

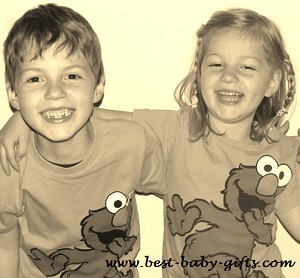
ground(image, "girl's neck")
xmin=210 ymin=117 xmax=255 ymax=144
xmin=222 ymin=129 xmax=255 ymax=144
xmin=34 ymin=121 xmax=94 ymax=165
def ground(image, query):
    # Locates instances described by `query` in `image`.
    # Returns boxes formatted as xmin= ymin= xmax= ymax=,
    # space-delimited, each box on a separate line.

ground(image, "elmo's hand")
xmin=167 ymin=194 xmax=200 ymax=236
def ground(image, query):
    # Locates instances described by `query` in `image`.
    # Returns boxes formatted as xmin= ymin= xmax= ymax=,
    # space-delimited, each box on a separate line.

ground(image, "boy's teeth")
xmin=42 ymin=109 xmax=74 ymax=119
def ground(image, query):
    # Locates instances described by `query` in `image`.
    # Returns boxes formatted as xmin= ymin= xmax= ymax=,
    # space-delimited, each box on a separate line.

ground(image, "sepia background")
xmin=0 ymin=1 xmax=299 ymax=277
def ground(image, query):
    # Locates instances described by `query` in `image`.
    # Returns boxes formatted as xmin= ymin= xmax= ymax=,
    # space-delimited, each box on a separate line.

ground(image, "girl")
xmin=130 ymin=9 xmax=300 ymax=277
xmin=1 ymin=8 xmax=300 ymax=278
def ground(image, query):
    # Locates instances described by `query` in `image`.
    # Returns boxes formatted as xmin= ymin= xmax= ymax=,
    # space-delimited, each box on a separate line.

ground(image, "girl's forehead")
xmin=203 ymin=29 xmax=266 ymax=55
xmin=209 ymin=28 xmax=260 ymax=43
xmin=201 ymin=29 xmax=272 ymax=67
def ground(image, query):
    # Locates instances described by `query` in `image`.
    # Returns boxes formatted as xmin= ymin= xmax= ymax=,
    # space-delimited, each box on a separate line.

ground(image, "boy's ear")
xmin=93 ymin=75 xmax=105 ymax=103
xmin=6 ymin=82 xmax=20 ymax=110
xmin=265 ymin=70 xmax=282 ymax=97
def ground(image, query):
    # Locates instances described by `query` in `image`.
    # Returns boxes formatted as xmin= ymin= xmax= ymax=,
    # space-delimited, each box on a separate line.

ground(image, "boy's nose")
xmin=45 ymin=82 xmax=67 ymax=100
xmin=220 ymin=67 xmax=239 ymax=83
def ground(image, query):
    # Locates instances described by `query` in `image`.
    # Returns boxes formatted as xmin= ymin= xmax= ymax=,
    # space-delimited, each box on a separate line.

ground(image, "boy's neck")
xmin=34 ymin=121 xmax=94 ymax=165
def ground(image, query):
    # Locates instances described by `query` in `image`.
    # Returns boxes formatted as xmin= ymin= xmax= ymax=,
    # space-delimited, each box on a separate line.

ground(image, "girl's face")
xmin=200 ymin=30 xmax=281 ymax=133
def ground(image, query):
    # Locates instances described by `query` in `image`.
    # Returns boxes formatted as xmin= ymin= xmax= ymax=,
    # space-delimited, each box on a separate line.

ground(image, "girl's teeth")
xmin=42 ymin=109 xmax=74 ymax=119
xmin=216 ymin=91 xmax=243 ymax=103
xmin=218 ymin=91 xmax=242 ymax=96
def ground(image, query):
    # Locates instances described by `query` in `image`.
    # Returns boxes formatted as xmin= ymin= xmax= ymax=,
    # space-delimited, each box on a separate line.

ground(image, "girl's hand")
xmin=298 ymin=129 xmax=300 ymax=163
xmin=0 ymin=112 xmax=29 ymax=175
xmin=277 ymin=121 xmax=300 ymax=163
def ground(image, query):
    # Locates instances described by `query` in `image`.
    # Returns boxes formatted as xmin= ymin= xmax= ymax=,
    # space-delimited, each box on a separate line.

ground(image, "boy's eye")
xmin=27 ymin=77 xmax=41 ymax=83
xmin=67 ymin=74 xmax=81 ymax=80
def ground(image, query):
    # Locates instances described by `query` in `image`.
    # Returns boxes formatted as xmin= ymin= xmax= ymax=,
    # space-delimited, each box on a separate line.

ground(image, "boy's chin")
xmin=35 ymin=130 xmax=78 ymax=144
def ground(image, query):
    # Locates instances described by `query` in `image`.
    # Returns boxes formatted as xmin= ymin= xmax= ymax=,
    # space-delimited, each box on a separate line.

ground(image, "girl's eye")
xmin=241 ymin=65 xmax=255 ymax=71
xmin=209 ymin=63 xmax=222 ymax=67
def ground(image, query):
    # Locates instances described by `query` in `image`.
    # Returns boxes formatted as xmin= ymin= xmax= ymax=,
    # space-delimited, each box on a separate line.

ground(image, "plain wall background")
xmin=0 ymin=1 xmax=299 ymax=277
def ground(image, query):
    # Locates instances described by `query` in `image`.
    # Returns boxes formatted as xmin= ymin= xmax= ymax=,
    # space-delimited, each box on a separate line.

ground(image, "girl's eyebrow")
xmin=205 ymin=53 xmax=219 ymax=58
xmin=205 ymin=54 xmax=262 ymax=64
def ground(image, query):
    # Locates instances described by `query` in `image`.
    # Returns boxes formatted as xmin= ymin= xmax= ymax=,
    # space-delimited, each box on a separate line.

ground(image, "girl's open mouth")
xmin=216 ymin=91 xmax=243 ymax=105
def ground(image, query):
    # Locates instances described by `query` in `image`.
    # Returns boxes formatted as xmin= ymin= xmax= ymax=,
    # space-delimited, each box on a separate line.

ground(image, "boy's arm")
xmin=0 ymin=225 xmax=19 ymax=277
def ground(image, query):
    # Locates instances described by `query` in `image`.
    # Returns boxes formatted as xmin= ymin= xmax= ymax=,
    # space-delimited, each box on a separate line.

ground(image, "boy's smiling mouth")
xmin=41 ymin=108 xmax=75 ymax=122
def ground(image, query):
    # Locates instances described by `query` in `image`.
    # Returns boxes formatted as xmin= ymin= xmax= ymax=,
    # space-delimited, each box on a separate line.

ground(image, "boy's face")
xmin=7 ymin=45 xmax=103 ymax=143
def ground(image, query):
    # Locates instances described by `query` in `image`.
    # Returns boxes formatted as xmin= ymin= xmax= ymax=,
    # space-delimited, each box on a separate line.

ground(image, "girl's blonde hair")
xmin=175 ymin=8 xmax=295 ymax=142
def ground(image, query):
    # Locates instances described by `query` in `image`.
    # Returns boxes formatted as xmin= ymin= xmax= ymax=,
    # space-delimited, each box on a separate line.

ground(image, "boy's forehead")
xmin=19 ymin=45 xmax=84 ymax=63
xmin=16 ymin=46 xmax=93 ymax=76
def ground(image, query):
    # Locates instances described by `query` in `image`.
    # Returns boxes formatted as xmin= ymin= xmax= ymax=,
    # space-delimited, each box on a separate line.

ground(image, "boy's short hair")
xmin=4 ymin=3 xmax=104 ymax=91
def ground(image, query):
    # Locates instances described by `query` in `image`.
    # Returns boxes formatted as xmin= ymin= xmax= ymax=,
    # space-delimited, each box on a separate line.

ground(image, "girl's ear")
xmin=265 ymin=70 xmax=282 ymax=97
xmin=93 ymin=75 xmax=105 ymax=104
xmin=6 ymin=82 xmax=20 ymax=110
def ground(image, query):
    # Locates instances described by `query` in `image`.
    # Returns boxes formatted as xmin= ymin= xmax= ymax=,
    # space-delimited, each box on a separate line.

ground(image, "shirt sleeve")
xmin=135 ymin=127 xmax=166 ymax=195
xmin=0 ymin=170 xmax=22 ymax=233
xmin=133 ymin=109 xmax=180 ymax=162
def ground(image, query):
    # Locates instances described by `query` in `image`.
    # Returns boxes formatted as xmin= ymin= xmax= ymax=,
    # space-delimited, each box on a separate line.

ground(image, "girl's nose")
xmin=45 ymin=82 xmax=67 ymax=100
xmin=220 ymin=67 xmax=239 ymax=83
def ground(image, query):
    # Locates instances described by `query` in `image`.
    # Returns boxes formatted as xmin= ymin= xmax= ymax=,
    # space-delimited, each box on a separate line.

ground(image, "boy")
xmin=0 ymin=4 xmax=164 ymax=277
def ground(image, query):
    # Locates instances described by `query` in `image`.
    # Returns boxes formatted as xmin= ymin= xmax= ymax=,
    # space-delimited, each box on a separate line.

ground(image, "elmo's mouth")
xmin=238 ymin=187 xmax=268 ymax=212
xmin=96 ymin=229 xmax=127 ymax=244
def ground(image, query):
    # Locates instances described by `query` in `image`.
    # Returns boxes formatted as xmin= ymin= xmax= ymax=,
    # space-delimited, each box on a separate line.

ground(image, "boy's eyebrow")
xmin=64 ymin=64 xmax=89 ymax=71
xmin=19 ymin=68 xmax=43 ymax=75
xmin=19 ymin=65 xmax=88 ymax=74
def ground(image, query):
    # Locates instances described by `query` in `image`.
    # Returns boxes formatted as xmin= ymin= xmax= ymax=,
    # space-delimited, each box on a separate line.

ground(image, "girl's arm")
xmin=1 ymin=109 xmax=300 ymax=174
xmin=0 ymin=225 xmax=19 ymax=277
xmin=277 ymin=204 xmax=300 ymax=243
xmin=0 ymin=108 xmax=133 ymax=175
xmin=93 ymin=107 xmax=133 ymax=120
xmin=0 ymin=112 xmax=29 ymax=175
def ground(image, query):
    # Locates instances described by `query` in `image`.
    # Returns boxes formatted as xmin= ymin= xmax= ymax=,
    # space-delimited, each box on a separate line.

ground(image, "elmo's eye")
xmin=257 ymin=155 xmax=277 ymax=176
xmin=277 ymin=164 xmax=292 ymax=187
xmin=257 ymin=156 xmax=292 ymax=187
xmin=106 ymin=192 xmax=127 ymax=213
